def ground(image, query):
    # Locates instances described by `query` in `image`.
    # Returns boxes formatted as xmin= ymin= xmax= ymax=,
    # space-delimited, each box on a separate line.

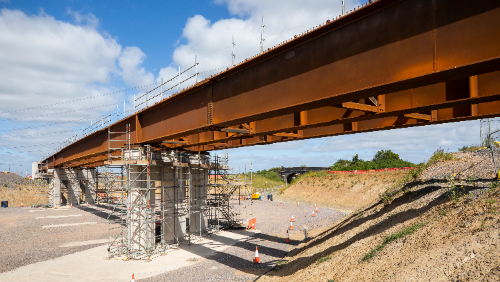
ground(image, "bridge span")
xmin=40 ymin=0 xmax=500 ymax=170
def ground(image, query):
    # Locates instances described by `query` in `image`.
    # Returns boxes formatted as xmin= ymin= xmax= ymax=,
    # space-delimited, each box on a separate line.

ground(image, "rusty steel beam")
xmin=158 ymin=71 xmax=500 ymax=150
xmin=187 ymin=99 xmax=500 ymax=152
xmin=60 ymin=70 xmax=500 ymax=168
xmin=43 ymin=0 xmax=500 ymax=168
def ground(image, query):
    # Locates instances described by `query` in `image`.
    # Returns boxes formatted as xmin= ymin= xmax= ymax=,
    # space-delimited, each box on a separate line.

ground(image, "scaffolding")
xmin=100 ymin=124 xmax=215 ymax=260
xmin=207 ymin=151 xmax=253 ymax=229
xmin=36 ymin=123 xmax=250 ymax=261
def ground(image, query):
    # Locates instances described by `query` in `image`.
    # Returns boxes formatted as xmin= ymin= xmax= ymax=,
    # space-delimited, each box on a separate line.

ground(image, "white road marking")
xmin=42 ymin=222 xmax=98 ymax=228
xmin=36 ymin=215 xmax=83 ymax=219
xmin=59 ymin=239 xmax=109 ymax=248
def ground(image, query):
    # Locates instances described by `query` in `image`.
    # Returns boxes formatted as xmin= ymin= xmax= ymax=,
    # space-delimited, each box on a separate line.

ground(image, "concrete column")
xmin=174 ymin=166 xmax=186 ymax=241
xmin=49 ymin=169 xmax=61 ymax=207
xmin=161 ymin=165 xmax=176 ymax=242
xmin=200 ymin=167 xmax=208 ymax=232
xmin=189 ymin=167 xmax=203 ymax=234
xmin=128 ymin=165 xmax=155 ymax=253
xmin=67 ymin=169 xmax=80 ymax=205
xmin=82 ymin=169 xmax=96 ymax=205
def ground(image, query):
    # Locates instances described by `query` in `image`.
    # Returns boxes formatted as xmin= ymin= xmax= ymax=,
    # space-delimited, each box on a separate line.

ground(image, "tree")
xmin=351 ymin=154 xmax=362 ymax=164
xmin=372 ymin=150 xmax=400 ymax=162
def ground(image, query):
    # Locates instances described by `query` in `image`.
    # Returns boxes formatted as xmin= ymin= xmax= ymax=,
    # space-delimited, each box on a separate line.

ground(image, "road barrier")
xmin=328 ymin=167 xmax=416 ymax=175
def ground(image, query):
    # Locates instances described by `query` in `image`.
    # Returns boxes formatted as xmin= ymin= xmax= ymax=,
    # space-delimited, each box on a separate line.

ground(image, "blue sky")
xmin=0 ymin=0 xmax=483 ymax=175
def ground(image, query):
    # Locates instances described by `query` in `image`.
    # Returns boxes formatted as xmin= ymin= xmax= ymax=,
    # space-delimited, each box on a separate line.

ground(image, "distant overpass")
xmin=41 ymin=0 xmax=500 ymax=170
xmin=279 ymin=167 xmax=329 ymax=184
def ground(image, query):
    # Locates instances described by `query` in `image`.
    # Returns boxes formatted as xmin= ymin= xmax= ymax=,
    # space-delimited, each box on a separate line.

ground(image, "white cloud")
xmin=118 ymin=46 xmax=154 ymax=87
xmin=0 ymin=8 xmax=155 ymax=166
xmin=67 ymin=8 xmax=99 ymax=28
xmin=158 ymin=0 xmax=359 ymax=91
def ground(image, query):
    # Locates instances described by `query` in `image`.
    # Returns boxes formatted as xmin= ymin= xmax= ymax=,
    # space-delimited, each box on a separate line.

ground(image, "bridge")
xmin=279 ymin=167 xmax=329 ymax=184
xmin=33 ymin=0 xmax=500 ymax=261
xmin=38 ymin=0 xmax=500 ymax=170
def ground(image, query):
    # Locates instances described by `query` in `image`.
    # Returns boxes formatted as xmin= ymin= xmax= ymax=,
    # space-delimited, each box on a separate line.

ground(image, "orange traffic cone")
xmin=254 ymin=247 xmax=260 ymax=263
xmin=54 ymin=205 xmax=57 ymax=209
xmin=21 ymin=202 xmax=24 ymax=207
xmin=268 ymin=199 xmax=270 ymax=203
xmin=131 ymin=273 xmax=135 ymax=282
xmin=312 ymin=210 xmax=316 ymax=217
xmin=280 ymin=200 xmax=283 ymax=205
xmin=71 ymin=202 xmax=73 ymax=208
xmin=297 ymin=201 xmax=299 ymax=206
xmin=315 ymin=205 xmax=319 ymax=213
xmin=86 ymin=202 xmax=89 ymax=207
xmin=286 ymin=230 xmax=290 ymax=243
xmin=290 ymin=220 xmax=294 ymax=230
xmin=291 ymin=214 xmax=295 ymax=222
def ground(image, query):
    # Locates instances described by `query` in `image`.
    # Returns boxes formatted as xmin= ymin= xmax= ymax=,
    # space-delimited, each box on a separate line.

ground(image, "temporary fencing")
xmin=328 ymin=167 xmax=416 ymax=175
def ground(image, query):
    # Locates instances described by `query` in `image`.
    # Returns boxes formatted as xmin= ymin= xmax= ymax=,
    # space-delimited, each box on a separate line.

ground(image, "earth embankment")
xmin=261 ymin=148 xmax=500 ymax=281
xmin=277 ymin=172 xmax=406 ymax=213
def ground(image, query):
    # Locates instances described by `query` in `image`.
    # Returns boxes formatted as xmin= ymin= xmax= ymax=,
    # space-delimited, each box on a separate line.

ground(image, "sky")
xmin=0 ymin=0 xmax=486 ymax=175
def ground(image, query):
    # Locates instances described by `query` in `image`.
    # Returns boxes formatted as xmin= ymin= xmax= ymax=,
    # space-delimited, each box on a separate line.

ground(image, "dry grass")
xmin=278 ymin=172 xmax=406 ymax=213
xmin=0 ymin=183 xmax=46 ymax=206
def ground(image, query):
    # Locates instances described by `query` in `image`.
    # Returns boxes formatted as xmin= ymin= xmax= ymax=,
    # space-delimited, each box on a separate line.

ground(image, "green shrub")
xmin=254 ymin=169 xmax=284 ymax=183
xmin=317 ymin=254 xmax=332 ymax=265
xmin=458 ymin=145 xmax=480 ymax=152
xmin=428 ymin=149 xmax=455 ymax=165
xmin=361 ymin=223 xmax=425 ymax=262
xmin=330 ymin=150 xmax=416 ymax=171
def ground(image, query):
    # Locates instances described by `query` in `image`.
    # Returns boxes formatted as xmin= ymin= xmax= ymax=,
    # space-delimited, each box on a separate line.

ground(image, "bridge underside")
xmin=42 ymin=0 xmax=500 ymax=170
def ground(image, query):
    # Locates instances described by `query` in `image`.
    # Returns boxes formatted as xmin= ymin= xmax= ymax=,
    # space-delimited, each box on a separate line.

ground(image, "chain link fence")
xmin=480 ymin=118 xmax=500 ymax=176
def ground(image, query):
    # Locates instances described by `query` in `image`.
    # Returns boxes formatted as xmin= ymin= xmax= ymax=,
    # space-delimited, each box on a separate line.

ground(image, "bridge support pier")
xmin=189 ymin=165 xmax=208 ymax=236
xmin=128 ymin=165 xmax=155 ymax=254
xmin=48 ymin=168 xmax=96 ymax=207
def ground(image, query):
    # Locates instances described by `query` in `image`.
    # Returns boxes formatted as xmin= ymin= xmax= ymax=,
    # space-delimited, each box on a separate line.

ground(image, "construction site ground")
xmin=2 ymin=148 xmax=499 ymax=281
xmin=0 ymin=200 xmax=345 ymax=281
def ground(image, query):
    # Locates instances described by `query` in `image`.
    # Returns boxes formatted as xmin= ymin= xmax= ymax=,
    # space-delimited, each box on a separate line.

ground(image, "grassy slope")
xmin=251 ymin=174 xmax=285 ymax=192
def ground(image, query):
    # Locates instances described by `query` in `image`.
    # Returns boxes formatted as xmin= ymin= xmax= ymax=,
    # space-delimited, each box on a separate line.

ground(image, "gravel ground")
xmin=0 ymin=200 xmax=344 ymax=280
xmin=0 ymin=205 xmax=118 ymax=273
xmin=139 ymin=200 xmax=346 ymax=282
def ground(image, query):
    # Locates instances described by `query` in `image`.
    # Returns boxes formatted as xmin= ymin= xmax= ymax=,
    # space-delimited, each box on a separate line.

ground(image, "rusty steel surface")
xmin=41 ymin=0 xmax=500 ymax=169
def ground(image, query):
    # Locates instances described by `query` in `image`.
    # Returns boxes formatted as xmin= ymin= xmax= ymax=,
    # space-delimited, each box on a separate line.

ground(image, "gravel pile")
xmin=140 ymin=200 xmax=345 ymax=282
xmin=0 ymin=172 xmax=33 ymax=189
xmin=421 ymin=147 xmax=500 ymax=181
xmin=0 ymin=205 xmax=117 ymax=273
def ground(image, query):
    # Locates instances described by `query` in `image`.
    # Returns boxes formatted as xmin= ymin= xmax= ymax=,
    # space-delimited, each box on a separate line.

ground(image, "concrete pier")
xmin=48 ymin=168 xmax=96 ymax=207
